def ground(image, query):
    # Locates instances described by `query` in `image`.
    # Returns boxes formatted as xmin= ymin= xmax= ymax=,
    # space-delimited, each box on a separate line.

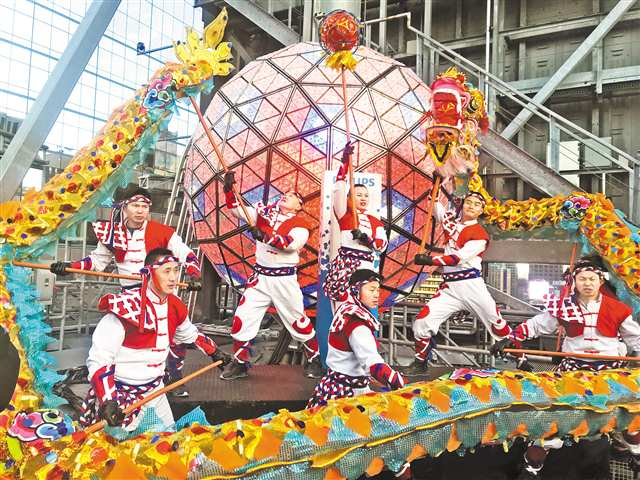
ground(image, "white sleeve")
xmin=434 ymin=202 xmax=446 ymax=223
xmin=285 ymin=226 xmax=309 ymax=252
xmin=448 ymin=239 xmax=487 ymax=263
xmin=86 ymin=314 xmax=125 ymax=380
xmin=349 ymin=325 xmax=385 ymax=371
xmin=231 ymin=204 xmax=258 ymax=223
xmin=173 ymin=315 xmax=199 ymax=345
xmin=619 ymin=316 xmax=640 ymax=353
xmin=333 ymin=179 xmax=349 ymax=220
xmin=88 ymin=242 xmax=114 ymax=272
xmin=371 ymin=223 xmax=388 ymax=252
xmin=167 ymin=232 xmax=197 ymax=263
xmin=520 ymin=311 xmax=559 ymax=339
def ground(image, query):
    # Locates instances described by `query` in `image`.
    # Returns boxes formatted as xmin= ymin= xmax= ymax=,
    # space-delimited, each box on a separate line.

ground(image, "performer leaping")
xmin=221 ymin=171 xmax=323 ymax=380
xmin=401 ymin=190 xmax=511 ymax=376
xmin=491 ymin=258 xmax=640 ymax=477
xmin=323 ymin=143 xmax=387 ymax=306
xmin=308 ymin=269 xmax=405 ymax=408
xmin=79 ymin=248 xmax=230 ymax=432
xmin=49 ymin=185 xmax=201 ymax=398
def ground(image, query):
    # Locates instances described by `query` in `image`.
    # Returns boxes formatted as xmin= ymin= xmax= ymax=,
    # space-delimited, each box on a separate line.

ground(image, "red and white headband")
xmin=140 ymin=255 xmax=180 ymax=277
xmin=572 ymin=265 xmax=605 ymax=278
xmin=123 ymin=194 xmax=152 ymax=206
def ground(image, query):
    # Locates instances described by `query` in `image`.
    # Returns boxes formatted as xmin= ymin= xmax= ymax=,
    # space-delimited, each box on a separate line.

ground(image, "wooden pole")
xmin=555 ymin=242 xmax=579 ymax=351
xmin=418 ymin=175 xmax=442 ymax=254
xmin=83 ymin=360 xmax=223 ymax=436
xmin=340 ymin=66 xmax=359 ymax=229
xmin=504 ymin=347 xmax=640 ymax=363
xmin=12 ymin=261 xmax=194 ymax=289
xmin=189 ymin=97 xmax=254 ymax=226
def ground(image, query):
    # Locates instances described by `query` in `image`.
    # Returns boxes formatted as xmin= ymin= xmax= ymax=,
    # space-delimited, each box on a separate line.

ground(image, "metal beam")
xmin=631 ymin=163 xmax=640 ymax=224
xmin=502 ymin=9 xmax=640 ymax=43
xmin=0 ymin=0 xmax=120 ymax=201
xmin=480 ymin=129 xmax=578 ymax=196
xmin=484 ymin=239 xmax=575 ymax=264
xmin=302 ymin=0 xmax=313 ymax=42
xmin=222 ymin=0 xmax=300 ymax=46
xmin=379 ymin=0 xmax=387 ymax=54
xmin=505 ymin=65 xmax=640 ymax=95
xmin=501 ymin=0 xmax=637 ymax=141
xmin=227 ymin=33 xmax=254 ymax=65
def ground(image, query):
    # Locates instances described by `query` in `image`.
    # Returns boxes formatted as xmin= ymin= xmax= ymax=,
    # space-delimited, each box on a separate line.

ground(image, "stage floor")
xmin=170 ymin=350 xmax=453 ymax=424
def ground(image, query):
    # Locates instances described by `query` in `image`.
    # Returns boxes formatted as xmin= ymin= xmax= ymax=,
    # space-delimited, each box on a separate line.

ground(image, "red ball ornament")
xmin=319 ymin=9 xmax=360 ymax=54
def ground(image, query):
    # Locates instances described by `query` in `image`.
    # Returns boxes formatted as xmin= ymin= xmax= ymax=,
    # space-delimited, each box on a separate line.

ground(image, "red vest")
xmin=455 ymin=223 xmax=489 ymax=253
xmin=143 ymin=220 xmax=175 ymax=253
xmin=329 ymin=303 xmax=380 ymax=352
xmin=337 ymin=209 xmax=383 ymax=232
xmin=93 ymin=219 xmax=175 ymax=262
xmin=255 ymin=215 xmax=310 ymax=237
xmin=99 ymin=291 xmax=188 ymax=349
xmin=560 ymin=295 xmax=632 ymax=338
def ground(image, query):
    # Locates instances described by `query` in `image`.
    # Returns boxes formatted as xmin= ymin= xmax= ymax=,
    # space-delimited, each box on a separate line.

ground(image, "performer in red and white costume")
xmin=492 ymin=258 xmax=640 ymax=371
xmin=49 ymin=186 xmax=200 ymax=397
xmin=221 ymin=172 xmax=322 ymax=380
xmin=491 ymin=259 xmax=640 ymax=477
xmin=402 ymin=190 xmax=511 ymax=376
xmin=49 ymin=186 xmax=200 ymax=286
xmin=324 ymin=143 xmax=387 ymax=305
xmin=308 ymin=269 xmax=405 ymax=409
xmin=79 ymin=249 xmax=230 ymax=432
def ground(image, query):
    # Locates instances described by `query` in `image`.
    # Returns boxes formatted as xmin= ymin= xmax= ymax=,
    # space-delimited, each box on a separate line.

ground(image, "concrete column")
xmin=631 ymin=162 xmax=640 ymax=223
xmin=379 ymin=0 xmax=387 ymax=54
xmin=302 ymin=0 xmax=313 ymax=42
xmin=455 ymin=0 xmax=463 ymax=39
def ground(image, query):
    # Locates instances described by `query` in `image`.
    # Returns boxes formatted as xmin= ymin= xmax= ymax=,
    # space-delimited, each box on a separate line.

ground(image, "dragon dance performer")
xmin=79 ymin=248 xmax=230 ymax=431
xmin=221 ymin=171 xmax=323 ymax=380
xmin=0 ymin=326 xmax=19 ymax=411
xmin=491 ymin=257 xmax=640 ymax=479
xmin=401 ymin=190 xmax=511 ymax=376
xmin=49 ymin=185 xmax=200 ymax=397
xmin=492 ymin=257 xmax=640 ymax=370
xmin=308 ymin=269 xmax=405 ymax=409
xmin=323 ymin=143 xmax=387 ymax=307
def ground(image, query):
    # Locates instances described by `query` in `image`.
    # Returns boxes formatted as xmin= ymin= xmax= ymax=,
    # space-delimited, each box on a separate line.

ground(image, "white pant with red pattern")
xmin=413 ymin=278 xmax=510 ymax=358
xmin=125 ymin=389 xmax=174 ymax=432
xmin=231 ymin=272 xmax=318 ymax=362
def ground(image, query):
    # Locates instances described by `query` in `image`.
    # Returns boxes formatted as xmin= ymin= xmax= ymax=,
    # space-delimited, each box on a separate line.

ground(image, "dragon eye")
xmin=42 ymin=410 xmax=62 ymax=423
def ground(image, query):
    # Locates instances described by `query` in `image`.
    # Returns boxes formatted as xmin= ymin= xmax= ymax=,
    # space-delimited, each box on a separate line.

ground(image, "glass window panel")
xmin=32 ymin=20 xmax=52 ymax=49
xmin=29 ymin=67 xmax=49 ymax=94
xmin=9 ymin=60 xmax=29 ymax=95
xmin=50 ymin=26 xmax=70 ymax=55
xmin=8 ymin=45 xmax=29 ymax=65
xmin=0 ymin=4 xmax=15 ymax=35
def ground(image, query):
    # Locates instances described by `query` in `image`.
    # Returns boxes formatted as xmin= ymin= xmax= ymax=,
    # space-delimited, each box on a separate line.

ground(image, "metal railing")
xmin=360 ymin=12 xmax=639 ymax=218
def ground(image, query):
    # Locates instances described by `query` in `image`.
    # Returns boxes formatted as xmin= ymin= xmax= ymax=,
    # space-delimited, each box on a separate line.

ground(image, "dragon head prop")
xmin=421 ymin=67 xmax=489 ymax=178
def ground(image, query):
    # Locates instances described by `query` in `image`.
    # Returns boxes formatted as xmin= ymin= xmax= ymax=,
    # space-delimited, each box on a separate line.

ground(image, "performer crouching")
xmin=80 ymin=248 xmax=230 ymax=431
xmin=308 ymin=269 xmax=405 ymax=408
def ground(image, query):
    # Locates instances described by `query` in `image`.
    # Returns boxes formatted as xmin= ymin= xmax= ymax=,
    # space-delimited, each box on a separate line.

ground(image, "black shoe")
xmin=304 ymin=357 xmax=324 ymax=378
xmin=220 ymin=360 xmax=249 ymax=380
xmin=399 ymin=359 xmax=428 ymax=377
xmin=515 ymin=471 xmax=538 ymax=480
xmin=169 ymin=386 xmax=189 ymax=398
